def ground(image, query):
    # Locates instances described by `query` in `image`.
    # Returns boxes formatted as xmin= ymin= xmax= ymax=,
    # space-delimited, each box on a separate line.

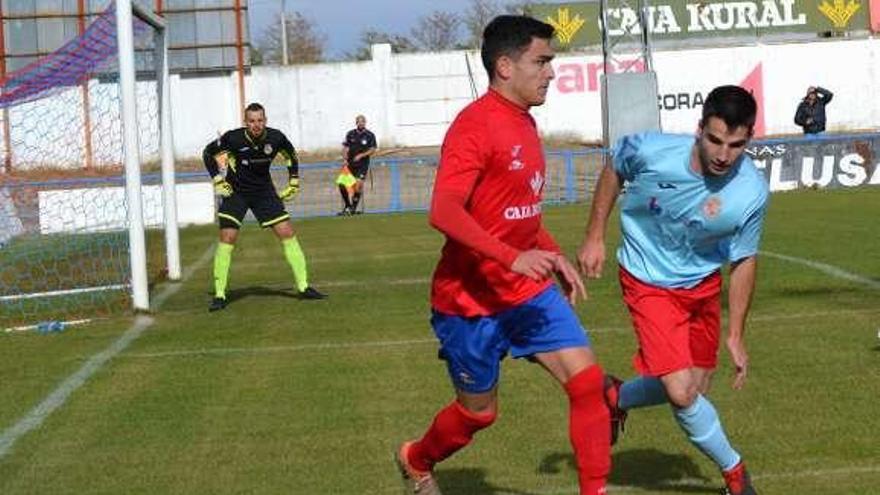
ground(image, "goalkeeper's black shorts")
xmin=217 ymin=190 xmax=289 ymax=229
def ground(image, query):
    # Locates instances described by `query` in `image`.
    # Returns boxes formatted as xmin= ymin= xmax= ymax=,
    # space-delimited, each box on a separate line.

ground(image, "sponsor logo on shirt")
xmin=509 ymin=144 xmax=524 ymax=170
xmin=529 ymin=171 xmax=544 ymax=196
xmin=504 ymin=203 xmax=542 ymax=220
xmin=658 ymin=182 xmax=677 ymax=189
xmin=238 ymin=147 xmax=249 ymax=152
xmin=702 ymin=196 xmax=721 ymax=219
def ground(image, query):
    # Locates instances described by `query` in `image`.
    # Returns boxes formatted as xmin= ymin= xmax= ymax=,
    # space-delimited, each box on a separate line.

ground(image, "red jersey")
xmin=429 ymin=89 xmax=560 ymax=316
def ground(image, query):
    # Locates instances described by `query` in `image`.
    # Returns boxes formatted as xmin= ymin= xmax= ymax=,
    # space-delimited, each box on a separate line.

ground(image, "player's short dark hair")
xmin=244 ymin=102 xmax=265 ymax=116
xmin=481 ymin=15 xmax=554 ymax=82
xmin=701 ymin=86 xmax=757 ymax=133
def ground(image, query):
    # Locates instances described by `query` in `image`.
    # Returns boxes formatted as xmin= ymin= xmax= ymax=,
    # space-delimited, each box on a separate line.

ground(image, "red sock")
xmin=564 ymin=365 xmax=611 ymax=495
xmin=407 ymin=400 xmax=496 ymax=472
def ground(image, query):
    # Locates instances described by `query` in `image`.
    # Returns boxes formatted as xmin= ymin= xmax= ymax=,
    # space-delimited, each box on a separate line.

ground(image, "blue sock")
xmin=619 ymin=375 xmax=667 ymax=410
xmin=673 ymin=395 xmax=741 ymax=471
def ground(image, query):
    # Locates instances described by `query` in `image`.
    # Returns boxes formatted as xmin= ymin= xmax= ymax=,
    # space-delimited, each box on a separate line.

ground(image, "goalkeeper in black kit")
xmin=203 ymin=102 xmax=326 ymax=312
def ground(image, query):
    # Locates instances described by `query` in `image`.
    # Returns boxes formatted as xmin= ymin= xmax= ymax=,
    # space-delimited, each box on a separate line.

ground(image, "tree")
xmin=346 ymin=30 xmax=417 ymax=61
xmin=461 ymin=1 xmax=540 ymax=49
xmin=462 ymin=0 xmax=503 ymax=49
xmin=411 ymin=10 xmax=462 ymax=51
xmin=258 ymin=10 xmax=325 ymax=65
xmin=505 ymin=1 xmax=537 ymax=16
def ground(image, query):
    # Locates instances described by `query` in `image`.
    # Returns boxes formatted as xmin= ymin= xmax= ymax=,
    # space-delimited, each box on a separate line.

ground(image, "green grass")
xmin=1 ymin=187 xmax=878 ymax=494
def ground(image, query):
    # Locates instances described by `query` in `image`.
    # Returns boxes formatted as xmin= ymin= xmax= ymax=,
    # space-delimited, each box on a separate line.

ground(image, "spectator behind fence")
xmin=794 ymin=86 xmax=833 ymax=135
xmin=336 ymin=114 xmax=377 ymax=215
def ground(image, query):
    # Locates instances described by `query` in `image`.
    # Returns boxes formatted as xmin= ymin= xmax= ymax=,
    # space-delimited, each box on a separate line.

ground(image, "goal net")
xmin=0 ymin=1 xmax=176 ymax=330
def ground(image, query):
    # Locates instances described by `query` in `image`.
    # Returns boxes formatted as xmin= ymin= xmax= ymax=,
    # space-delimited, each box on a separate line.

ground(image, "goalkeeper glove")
xmin=213 ymin=175 xmax=233 ymax=197
xmin=278 ymin=177 xmax=300 ymax=201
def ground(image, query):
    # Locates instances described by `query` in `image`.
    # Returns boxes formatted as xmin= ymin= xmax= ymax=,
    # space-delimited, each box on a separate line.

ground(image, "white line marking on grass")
xmin=0 ymin=246 xmax=214 ymax=459
xmin=761 ymin=250 xmax=880 ymax=290
xmin=123 ymin=307 xmax=880 ymax=360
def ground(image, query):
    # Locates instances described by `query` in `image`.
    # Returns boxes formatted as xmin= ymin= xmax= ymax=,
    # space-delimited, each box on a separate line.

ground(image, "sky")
xmin=247 ymin=0 xmax=524 ymax=59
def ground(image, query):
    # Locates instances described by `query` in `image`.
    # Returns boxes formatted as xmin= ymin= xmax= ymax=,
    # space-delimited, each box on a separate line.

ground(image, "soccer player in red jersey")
xmin=395 ymin=15 xmax=611 ymax=495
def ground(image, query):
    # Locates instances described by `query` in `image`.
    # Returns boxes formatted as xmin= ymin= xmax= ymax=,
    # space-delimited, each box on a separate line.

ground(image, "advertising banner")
xmin=748 ymin=134 xmax=880 ymax=191
xmin=531 ymin=1 xmax=870 ymax=47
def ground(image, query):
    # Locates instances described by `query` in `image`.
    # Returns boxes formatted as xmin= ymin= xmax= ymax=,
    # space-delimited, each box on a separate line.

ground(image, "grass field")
xmin=0 ymin=187 xmax=878 ymax=494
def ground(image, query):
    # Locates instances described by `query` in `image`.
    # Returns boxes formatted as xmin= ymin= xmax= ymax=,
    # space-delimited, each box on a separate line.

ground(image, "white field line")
xmin=0 ymin=246 xmax=215 ymax=460
xmin=123 ymin=307 xmax=880 ymax=360
xmin=761 ymin=250 xmax=880 ymax=290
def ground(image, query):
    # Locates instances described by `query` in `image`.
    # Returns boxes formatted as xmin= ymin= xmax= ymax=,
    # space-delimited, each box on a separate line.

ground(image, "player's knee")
xmin=665 ymin=381 xmax=699 ymax=408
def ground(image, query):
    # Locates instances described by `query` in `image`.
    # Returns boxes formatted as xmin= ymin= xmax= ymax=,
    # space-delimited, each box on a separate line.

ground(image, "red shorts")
xmin=619 ymin=267 xmax=721 ymax=377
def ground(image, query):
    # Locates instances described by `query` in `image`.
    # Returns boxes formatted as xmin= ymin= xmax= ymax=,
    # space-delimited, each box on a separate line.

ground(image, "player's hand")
xmin=278 ymin=177 xmax=300 ymax=201
xmin=553 ymin=255 xmax=587 ymax=304
xmin=213 ymin=175 xmax=233 ymax=197
xmin=577 ymin=237 xmax=606 ymax=279
xmin=511 ymin=249 xmax=558 ymax=281
xmin=725 ymin=336 xmax=749 ymax=390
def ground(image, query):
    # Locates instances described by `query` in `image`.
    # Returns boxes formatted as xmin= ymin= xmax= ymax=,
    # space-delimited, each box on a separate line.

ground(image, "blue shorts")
xmin=431 ymin=285 xmax=591 ymax=393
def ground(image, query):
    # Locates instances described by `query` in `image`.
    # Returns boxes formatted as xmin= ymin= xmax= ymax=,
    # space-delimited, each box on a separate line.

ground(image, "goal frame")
xmin=118 ymin=0 xmax=180 ymax=310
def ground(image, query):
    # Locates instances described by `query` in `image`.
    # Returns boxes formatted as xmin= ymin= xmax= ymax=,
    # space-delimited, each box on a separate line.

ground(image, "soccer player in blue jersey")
xmin=577 ymin=85 xmax=768 ymax=495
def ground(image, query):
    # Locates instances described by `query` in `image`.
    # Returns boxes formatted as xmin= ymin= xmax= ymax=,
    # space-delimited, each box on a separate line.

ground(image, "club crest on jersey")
xmin=529 ymin=171 xmax=544 ymax=196
xmin=263 ymin=143 xmax=273 ymax=155
xmin=702 ymin=196 xmax=722 ymax=219
xmin=509 ymin=144 xmax=524 ymax=170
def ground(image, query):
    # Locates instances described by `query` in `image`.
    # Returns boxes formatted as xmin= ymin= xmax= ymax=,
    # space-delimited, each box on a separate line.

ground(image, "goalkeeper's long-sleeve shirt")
xmin=203 ymin=127 xmax=299 ymax=195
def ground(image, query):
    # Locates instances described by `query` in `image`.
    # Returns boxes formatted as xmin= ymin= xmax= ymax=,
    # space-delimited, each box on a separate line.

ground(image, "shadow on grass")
xmin=225 ymin=285 xmax=298 ymax=304
xmin=537 ymin=448 xmax=714 ymax=494
xmin=436 ymin=467 xmax=541 ymax=495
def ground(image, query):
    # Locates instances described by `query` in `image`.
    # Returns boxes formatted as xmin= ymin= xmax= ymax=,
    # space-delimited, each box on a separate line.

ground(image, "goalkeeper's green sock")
xmin=213 ymin=242 xmax=235 ymax=298
xmin=282 ymin=237 xmax=309 ymax=292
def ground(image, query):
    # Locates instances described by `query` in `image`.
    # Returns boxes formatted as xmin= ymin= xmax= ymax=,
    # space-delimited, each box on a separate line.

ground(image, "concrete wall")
xmin=177 ymin=37 xmax=877 ymax=159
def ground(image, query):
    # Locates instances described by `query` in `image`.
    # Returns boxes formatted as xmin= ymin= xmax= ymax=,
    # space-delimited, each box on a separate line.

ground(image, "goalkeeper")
xmin=203 ymin=102 xmax=326 ymax=312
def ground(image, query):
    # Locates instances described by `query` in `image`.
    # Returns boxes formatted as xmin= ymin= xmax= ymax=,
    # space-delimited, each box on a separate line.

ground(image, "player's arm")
xmin=203 ymin=132 xmax=233 ymax=197
xmin=203 ymin=132 xmax=229 ymax=178
xmin=724 ymin=192 xmax=768 ymax=390
xmin=727 ymin=255 xmax=757 ymax=390
xmin=277 ymin=133 xmax=300 ymax=200
xmin=538 ymin=227 xmax=586 ymax=304
xmin=277 ymin=133 xmax=300 ymax=178
xmin=429 ymin=121 xmax=556 ymax=281
xmin=577 ymin=159 xmax=623 ymax=278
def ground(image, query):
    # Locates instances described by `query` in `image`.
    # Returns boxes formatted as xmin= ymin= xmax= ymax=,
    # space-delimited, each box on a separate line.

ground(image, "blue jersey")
xmin=613 ymin=133 xmax=769 ymax=288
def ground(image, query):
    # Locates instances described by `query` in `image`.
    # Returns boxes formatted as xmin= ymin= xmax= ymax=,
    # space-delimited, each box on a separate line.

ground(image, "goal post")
xmin=114 ymin=0 xmax=181 ymax=309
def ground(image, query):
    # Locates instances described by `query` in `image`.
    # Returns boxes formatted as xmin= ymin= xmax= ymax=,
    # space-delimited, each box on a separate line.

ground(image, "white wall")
xmin=4 ymin=38 xmax=879 ymax=170
xmin=179 ymin=38 xmax=877 ymax=160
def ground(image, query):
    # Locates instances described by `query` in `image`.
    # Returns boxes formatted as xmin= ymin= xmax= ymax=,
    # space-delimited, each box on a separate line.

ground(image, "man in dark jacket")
xmin=794 ymin=86 xmax=833 ymax=135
